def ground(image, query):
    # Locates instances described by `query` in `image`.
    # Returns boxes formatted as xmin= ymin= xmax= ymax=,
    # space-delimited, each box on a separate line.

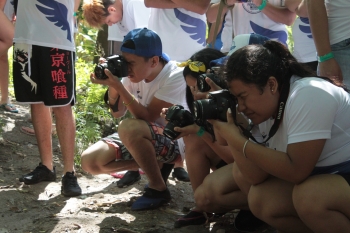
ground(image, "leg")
xmin=52 ymin=105 xmax=76 ymax=173
xmin=248 ymin=177 xmax=312 ymax=233
xmin=118 ymin=119 xmax=166 ymax=191
xmin=81 ymin=140 xmax=139 ymax=175
xmin=31 ymin=103 xmax=54 ymax=169
xmin=194 ymin=163 xmax=248 ymax=213
xmin=0 ymin=52 xmax=9 ymax=104
xmin=293 ymin=174 xmax=350 ymax=233
xmin=184 ymin=134 xmax=222 ymax=195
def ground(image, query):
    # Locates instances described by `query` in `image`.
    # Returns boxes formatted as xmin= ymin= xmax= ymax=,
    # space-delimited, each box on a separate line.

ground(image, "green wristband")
xmin=73 ymin=12 xmax=78 ymax=17
xmin=196 ymin=126 xmax=205 ymax=137
xmin=317 ymin=52 xmax=334 ymax=62
xmin=257 ymin=0 xmax=267 ymax=11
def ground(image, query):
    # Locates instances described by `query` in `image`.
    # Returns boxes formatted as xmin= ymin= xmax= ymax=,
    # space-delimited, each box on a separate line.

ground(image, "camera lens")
xmin=163 ymin=122 xmax=180 ymax=140
xmin=94 ymin=63 xmax=108 ymax=80
xmin=193 ymin=99 xmax=217 ymax=121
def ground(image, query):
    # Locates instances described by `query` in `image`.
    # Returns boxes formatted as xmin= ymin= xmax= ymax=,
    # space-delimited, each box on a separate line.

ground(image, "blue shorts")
xmin=311 ymin=160 xmax=350 ymax=185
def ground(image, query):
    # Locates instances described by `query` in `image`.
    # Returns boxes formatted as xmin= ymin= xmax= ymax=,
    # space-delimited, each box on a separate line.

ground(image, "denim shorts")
xmin=331 ymin=38 xmax=350 ymax=87
xmin=311 ymin=160 xmax=350 ymax=185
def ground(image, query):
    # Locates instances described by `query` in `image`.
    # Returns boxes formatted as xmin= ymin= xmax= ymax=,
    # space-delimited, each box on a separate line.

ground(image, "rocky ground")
xmin=0 ymin=102 xmax=275 ymax=233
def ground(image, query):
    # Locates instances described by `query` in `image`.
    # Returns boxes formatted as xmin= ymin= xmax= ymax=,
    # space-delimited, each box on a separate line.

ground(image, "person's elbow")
xmin=284 ymin=13 xmax=297 ymax=26
xmin=144 ymin=0 xmax=152 ymax=8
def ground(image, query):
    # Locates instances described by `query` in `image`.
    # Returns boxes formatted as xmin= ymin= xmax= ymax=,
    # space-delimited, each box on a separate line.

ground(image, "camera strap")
xmin=237 ymin=82 xmax=290 ymax=145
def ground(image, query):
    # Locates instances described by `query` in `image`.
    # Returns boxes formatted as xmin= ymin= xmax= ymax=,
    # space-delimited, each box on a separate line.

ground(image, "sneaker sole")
xmin=20 ymin=177 xmax=56 ymax=185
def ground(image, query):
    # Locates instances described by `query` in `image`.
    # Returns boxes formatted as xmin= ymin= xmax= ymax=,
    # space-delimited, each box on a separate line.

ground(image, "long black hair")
xmin=225 ymin=40 xmax=348 ymax=93
xmin=183 ymin=48 xmax=226 ymax=113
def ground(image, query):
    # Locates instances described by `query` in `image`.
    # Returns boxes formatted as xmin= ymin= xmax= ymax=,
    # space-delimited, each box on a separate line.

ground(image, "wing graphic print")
xmin=174 ymin=8 xmax=206 ymax=46
xmin=250 ymin=21 xmax=287 ymax=45
xmin=36 ymin=0 xmax=72 ymax=42
xmin=299 ymin=17 xmax=313 ymax=38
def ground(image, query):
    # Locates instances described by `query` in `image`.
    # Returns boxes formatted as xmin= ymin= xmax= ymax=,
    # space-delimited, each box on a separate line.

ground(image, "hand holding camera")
xmin=91 ymin=55 xmax=129 ymax=86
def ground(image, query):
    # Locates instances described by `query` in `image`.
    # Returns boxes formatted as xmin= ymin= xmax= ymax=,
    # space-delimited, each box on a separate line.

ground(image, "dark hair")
xmin=121 ymin=40 xmax=167 ymax=64
xmin=225 ymin=40 xmax=347 ymax=93
xmin=183 ymin=48 xmax=225 ymax=113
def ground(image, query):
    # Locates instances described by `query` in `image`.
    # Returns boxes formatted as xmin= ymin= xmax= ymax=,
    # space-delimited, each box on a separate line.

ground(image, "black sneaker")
xmin=61 ymin=171 xmax=82 ymax=197
xmin=172 ymin=167 xmax=190 ymax=182
xmin=117 ymin=170 xmax=141 ymax=188
xmin=19 ymin=163 xmax=56 ymax=185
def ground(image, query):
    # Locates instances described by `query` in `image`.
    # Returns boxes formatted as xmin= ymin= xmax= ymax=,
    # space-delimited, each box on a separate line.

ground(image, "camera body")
xmin=193 ymin=90 xmax=235 ymax=123
xmin=197 ymin=72 xmax=226 ymax=92
xmin=94 ymin=55 xmax=128 ymax=80
xmin=163 ymin=105 xmax=195 ymax=140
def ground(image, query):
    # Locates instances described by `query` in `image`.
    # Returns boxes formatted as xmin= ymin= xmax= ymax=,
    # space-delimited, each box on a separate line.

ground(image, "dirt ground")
xmin=0 ymin=102 xmax=276 ymax=233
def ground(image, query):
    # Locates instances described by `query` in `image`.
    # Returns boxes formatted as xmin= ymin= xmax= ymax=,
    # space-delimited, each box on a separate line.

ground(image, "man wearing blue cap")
xmin=81 ymin=28 xmax=188 ymax=210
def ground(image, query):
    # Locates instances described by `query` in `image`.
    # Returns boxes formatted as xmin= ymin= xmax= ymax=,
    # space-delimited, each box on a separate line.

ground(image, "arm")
xmin=74 ymin=0 xmax=81 ymax=12
xmin=145 ymin=0 xmax=211 ymax=15
xmin=306 ymin=0 xmax=342 ymax=81
xmin=252 ymin=0 xmax=296 ymax=26
xmin=99 ymin=71 xmax=174 ymax=122
xmin=0 ymin=10 xmax=14 ymax=56
xmin=209 ymin=115 xmax=324 ymax=184
xmin=284 ymin=0 xmax=308 ymax=17
xmin=0 ymin=0 xmax=6 ymax=11
xmin=206 ymin=0 xmax=237 ymax=23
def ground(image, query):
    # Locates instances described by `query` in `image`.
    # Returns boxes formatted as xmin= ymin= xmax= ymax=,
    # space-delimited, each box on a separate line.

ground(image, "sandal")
xmin=174 ymin=211 xmax=213 ymax=228
xmin=0 ymin=103 xmax=18 ymax=113
xmin=20 ymin=125 xmax=57 ymax=137
xmin=20 ymin=126 xmax=36 ymax=136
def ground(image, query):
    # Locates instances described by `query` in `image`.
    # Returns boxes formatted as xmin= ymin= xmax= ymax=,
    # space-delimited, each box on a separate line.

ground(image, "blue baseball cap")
xmin=210 ymin=33 xmax=270 ymax=67
xmin=121 ymin=28 xmax=170 ymax=62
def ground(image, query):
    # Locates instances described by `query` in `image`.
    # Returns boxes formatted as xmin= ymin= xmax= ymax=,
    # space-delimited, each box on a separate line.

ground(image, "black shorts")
xmin=339 ymin=174 xmax=350 ymax=185
xmin=13 ymin=43 xmax=76 ymax=106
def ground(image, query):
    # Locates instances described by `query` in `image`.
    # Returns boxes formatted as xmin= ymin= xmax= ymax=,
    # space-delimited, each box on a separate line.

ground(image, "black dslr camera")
xmin=197 ymin=71 xmax=226 ymax=92
xmin=94 ymin=55 xmax=128 ymax=80
xmin=163 ymin=105 xmax=195 ymax=140
xmin=193 ymin=90 xmax=235 ymax=122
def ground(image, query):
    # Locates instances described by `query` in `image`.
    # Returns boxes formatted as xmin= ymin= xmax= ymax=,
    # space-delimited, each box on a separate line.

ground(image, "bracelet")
xmin=317 ymin=52 xmax=334 ymax=63
xmin=123 ymin=95 xmax=135 ymax=106
xmin=73 ymin=12 xmax=78 ymax=17
xmin=257 ymin=0 xmax=267 ymax=11
xmin=196 ymin=126 xmax=205 ymax=137
xmin=242 ymin=139 xmax=249 ymax=158
xmin=108 ymin=91 xmax=118 ymax=101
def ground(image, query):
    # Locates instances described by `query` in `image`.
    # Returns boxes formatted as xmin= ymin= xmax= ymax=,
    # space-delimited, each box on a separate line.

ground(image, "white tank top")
xmin=14 ymin=0 xmax=75 ymax=51
xmin=230 ymin=0 xmax=288 ymax=46
xmin=148 ymin=8 xmax=207 ymax=62
xmin=292 ymin=17 xmax=317 ymax=63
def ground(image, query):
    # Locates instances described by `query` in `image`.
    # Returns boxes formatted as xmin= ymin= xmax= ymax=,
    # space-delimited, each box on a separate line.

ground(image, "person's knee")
xmin=81 ymin=150 xmax=97 ymax=174
xmin=248 ymin=185 xmax=265 ymax=219
xmin=194 ymin=185 xmax=211 ymax=210
xmin=194 ymin=176 xmax=218 ymax=210
xmin=118 ymin=119 xmax=148 ymax=141
xmin=293 ymin=178 xmax=324 ymax=218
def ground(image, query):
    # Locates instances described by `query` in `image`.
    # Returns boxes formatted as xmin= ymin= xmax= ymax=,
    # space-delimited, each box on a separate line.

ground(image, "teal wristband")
xmin=257 ymin=0 xmax=267 ymax=10
xmin=73 ymin=12 xmax=78 ymax=17
xmin=317 ymin=52 xmax=334 ymax=62
xmin=196 ymin=126 xmax=205 ymax=137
